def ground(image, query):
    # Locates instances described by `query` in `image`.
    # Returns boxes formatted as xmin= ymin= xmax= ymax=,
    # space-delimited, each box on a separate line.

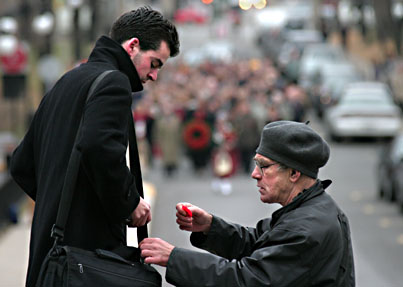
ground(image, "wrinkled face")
xmin=251 ymin=154 xmax=291 ymax=205
xmin=123 ymin=38 xmax=170 ymax=84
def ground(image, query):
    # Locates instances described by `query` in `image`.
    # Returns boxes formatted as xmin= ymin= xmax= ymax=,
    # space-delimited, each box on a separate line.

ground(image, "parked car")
xmin=341 ymin=81 xmax=393 ymax=99
xmin=258 ymin=28 xmax=323 ymax=68
xmin=324 ymin=82 xmax=402 ymax=141
xmin=377 ymin=132 xmax=403 ymax=204
xmin=310 ymin=62 xmax=363 ymax=118
xmin=277 ymin=30 xmax=323 ymax=81
xmin=298 ymin=43 xmax=345 ymax=90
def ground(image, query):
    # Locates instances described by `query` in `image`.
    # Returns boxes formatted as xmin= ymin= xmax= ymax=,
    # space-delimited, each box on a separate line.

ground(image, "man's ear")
xmin=290 ymin=169 xmax=300 ymax=182
xmin=122 ymin=37 xmax=140 ymax=57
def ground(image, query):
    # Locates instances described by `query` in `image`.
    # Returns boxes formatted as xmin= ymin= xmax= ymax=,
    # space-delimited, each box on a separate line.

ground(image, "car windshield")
xmin=340 ymin=92 xmax=394 ymax=106
xmin=305 ymin=46 xmax=343 ymax=61
xmin=325 ymin=74 xmax=359 ymax=84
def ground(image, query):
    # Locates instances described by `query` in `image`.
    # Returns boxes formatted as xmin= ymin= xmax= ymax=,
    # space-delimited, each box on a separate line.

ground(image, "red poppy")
xmin=183 ymin=120 xmax=211 ymax=150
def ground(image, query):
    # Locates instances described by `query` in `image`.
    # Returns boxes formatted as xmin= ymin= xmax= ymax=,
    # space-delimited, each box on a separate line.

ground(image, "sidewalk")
xmin=0 ymin=201 xmax=31 ymax=287
xmin=0 ymin=183 xmax=156 ymax=287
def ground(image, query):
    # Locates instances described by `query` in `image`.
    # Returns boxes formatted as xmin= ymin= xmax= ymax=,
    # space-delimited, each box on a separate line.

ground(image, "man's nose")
xmin=148 ymin=70 xmax=158 ymax=81
xmin=251 ymin=166 xmax=261 ymax=179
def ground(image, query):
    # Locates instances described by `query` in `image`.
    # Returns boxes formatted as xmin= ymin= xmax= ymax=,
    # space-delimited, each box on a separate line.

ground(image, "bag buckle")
xmin=51 ymin=224 xmax=64 ymax=240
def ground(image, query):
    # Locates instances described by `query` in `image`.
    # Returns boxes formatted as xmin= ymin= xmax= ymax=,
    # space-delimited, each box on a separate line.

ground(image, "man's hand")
xmin=139 ymin=238 xmax=174 ymax=266
xmin=176 ymin=203 xmax=212 ymax=234
xmin=128 ymin=197 xmax=151 ymax=227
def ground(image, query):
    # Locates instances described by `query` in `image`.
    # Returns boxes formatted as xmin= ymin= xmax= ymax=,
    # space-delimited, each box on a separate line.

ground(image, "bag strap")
xmin=127 ymin=115 xmax=148 ymax=241
xmin=51 ymin=70 xmax=147 ymax=244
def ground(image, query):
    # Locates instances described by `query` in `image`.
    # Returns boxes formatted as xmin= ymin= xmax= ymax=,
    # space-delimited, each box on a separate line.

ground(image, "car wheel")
xmin=399 ymin=200 xmax=403 ymax=214
xmin=378 ymin=185 xmax=384 ymax=199
xmin=389 ymin=181 xmax=397 ymax=202
xmin=397 ymin=193 xmax=403 ymax=214
xmin=395 ymin=182 xmax=403 ymax=212
xmin=329 ymin=133 xmax=342 ymax=143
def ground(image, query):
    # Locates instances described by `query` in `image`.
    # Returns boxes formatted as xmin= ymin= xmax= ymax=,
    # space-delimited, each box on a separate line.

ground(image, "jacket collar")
xmin=270 ymin=179 xmax=332 ymax=227
xmin=87 ymin=36 xmax=143 ymax=92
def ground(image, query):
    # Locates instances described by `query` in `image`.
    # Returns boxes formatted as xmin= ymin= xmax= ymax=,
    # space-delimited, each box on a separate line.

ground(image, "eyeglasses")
xmin=254 ymin=159 xmax=278 ymax=175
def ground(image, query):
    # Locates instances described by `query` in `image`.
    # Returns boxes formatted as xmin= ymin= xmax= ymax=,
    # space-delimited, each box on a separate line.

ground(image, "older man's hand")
xmin=139 ymin=238 xmax=174 ymax=266
xmin=176 ymin=203 xmax=213 ymax=234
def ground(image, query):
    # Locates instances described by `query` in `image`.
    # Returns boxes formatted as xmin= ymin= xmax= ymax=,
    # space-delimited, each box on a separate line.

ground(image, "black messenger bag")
xmin=36 ymin=70 xmax=161 ymax=287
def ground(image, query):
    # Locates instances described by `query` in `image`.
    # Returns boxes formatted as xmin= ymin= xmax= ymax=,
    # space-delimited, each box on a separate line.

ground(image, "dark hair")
xmin=109 ymin=6 xmax=180 ymax=57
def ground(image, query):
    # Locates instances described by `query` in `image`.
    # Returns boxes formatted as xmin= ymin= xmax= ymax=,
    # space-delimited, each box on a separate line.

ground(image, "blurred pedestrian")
xmin=140 ymin=121 xmax=355 ymax=287
xmin=266 ymin=90 xmax=292 ymax=123
xmin=9 ymin=6 xmax=179 ymax=286
xmin=154 ymin=100 xmax=182 ymax=177
xmin=132 ymin=97 xmax=155 ymax=173
xmin=211 ymin=111 xmax=238 ymax=195
xmin=182 ymin=100 xmax=215 ymax=174
xmin=232 ymin=100 xmax=260 ymax=174
xmin=284 ymin=81 xmax=308 ymax=122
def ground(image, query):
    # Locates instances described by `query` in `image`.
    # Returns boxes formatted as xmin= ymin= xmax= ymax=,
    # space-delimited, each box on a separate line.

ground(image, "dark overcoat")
xmin=166 ymin=180 xmax=355 ymax=287
xmin=10 ymin=36 xmax=143 ymax=287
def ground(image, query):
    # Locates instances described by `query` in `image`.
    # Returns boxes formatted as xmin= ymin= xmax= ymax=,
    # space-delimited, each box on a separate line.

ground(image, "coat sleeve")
xmin=189 ymin=216 xmax=265 ymax=260
xmin=77 ymin=71 xmax=140 ymax=222
xmin=9 ymin=118 xmax=37 ymax=200
xmin=166 ymin=217 xmax=315 ymax=287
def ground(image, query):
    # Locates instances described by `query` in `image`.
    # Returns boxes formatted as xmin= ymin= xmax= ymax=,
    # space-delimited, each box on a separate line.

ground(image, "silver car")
xmin=324 ymin=82 xmax=402 ymax=141
xmin=298 ymin=43 xmax=345 ymax=90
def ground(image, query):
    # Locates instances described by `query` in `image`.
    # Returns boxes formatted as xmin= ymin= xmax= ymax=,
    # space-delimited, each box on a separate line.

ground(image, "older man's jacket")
xmin=166 ymin=180 xmax=355 ymax=287
xmin=10 ymin=36 xmax=143 ymax=287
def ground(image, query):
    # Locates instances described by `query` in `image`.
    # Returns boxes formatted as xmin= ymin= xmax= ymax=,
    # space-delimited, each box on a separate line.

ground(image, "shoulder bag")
xmin=35 ymin=70 xmax=162 ymax=286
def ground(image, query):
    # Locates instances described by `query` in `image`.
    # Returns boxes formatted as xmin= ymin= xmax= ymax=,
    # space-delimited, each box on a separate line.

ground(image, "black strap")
xmin=127 ymin=113 xmax=148 ymax=242
xmin=52 ymin=70 xmax=147 ymax=245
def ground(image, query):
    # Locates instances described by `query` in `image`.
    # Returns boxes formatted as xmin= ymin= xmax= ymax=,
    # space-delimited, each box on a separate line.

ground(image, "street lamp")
xmin=239 ymin=0 xmax=267 ymax=10
xmin=0 ymin=35 xmax=18 ymax=56
xmin=67 ymin=0 xmax=84 ymax=61
xmin=0 ymin=17 xmax=18 ymax=35
xmin=32 ymin=12 xmax=55 ymax=36
xmin=0 ymin=17 xmax=18 ymax=56
xmin=0 ymin=16 xmax=29 ymax=132
xmin=32 ymin=11 xmax=55 ymax=56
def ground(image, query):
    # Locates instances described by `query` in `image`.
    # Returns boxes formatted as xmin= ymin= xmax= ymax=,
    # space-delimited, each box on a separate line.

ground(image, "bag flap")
xmin=95 ymin=249 xmax=135 ymax=266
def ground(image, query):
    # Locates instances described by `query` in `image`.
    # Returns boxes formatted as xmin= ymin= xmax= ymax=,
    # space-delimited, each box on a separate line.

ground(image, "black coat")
xmin=10 ymin=36 xmax=144 ymax=287
xmin=166 ymin=180 xmax=355 ymax=287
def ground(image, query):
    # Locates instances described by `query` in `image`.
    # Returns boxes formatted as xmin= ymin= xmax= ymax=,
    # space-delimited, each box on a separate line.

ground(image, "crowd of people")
xmin=133 ymin=56 xmax=309 ymax=178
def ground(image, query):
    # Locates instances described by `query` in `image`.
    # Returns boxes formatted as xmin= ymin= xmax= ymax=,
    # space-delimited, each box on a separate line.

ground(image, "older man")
xmin=140 ymin=120 xmax=355 ymax=287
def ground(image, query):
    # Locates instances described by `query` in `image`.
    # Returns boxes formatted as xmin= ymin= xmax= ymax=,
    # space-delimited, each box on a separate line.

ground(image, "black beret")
xmin=256 ymin=121 xmax=330 ymax=178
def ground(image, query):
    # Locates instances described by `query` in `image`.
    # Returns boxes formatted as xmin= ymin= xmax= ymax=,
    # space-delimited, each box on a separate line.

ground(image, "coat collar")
xmin=270 ymin=179 xmax=332 ymax=227
xmin=87 ymin=36 xmax=143 ymax=92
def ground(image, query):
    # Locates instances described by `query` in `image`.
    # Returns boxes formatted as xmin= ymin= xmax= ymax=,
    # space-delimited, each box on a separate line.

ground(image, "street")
xmin=1 ymin=5 xmax=403 ymax=287
xmin=2 ymin=124 xmax=403 ymax=286
xmin=146 ymin=118 xmax=403 ymax=287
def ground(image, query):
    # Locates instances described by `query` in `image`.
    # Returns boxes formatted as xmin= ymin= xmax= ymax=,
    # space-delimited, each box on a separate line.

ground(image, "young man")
xmin=10 ymin=6 xmax=179 ymax=286
xmin=140 ymin=121 xmax=355 ymax=286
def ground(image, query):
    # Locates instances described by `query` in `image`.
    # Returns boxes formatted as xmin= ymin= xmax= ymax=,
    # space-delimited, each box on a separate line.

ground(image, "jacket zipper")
xmin=77 ymin=263 xmax=159 ymax=286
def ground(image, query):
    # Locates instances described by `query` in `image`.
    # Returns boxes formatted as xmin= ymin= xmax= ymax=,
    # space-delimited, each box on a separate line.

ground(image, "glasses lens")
xmin=254 ymin=160 xmax=278 ymax=175
xmin=254 ymin=160 xmax=263 ymax=174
